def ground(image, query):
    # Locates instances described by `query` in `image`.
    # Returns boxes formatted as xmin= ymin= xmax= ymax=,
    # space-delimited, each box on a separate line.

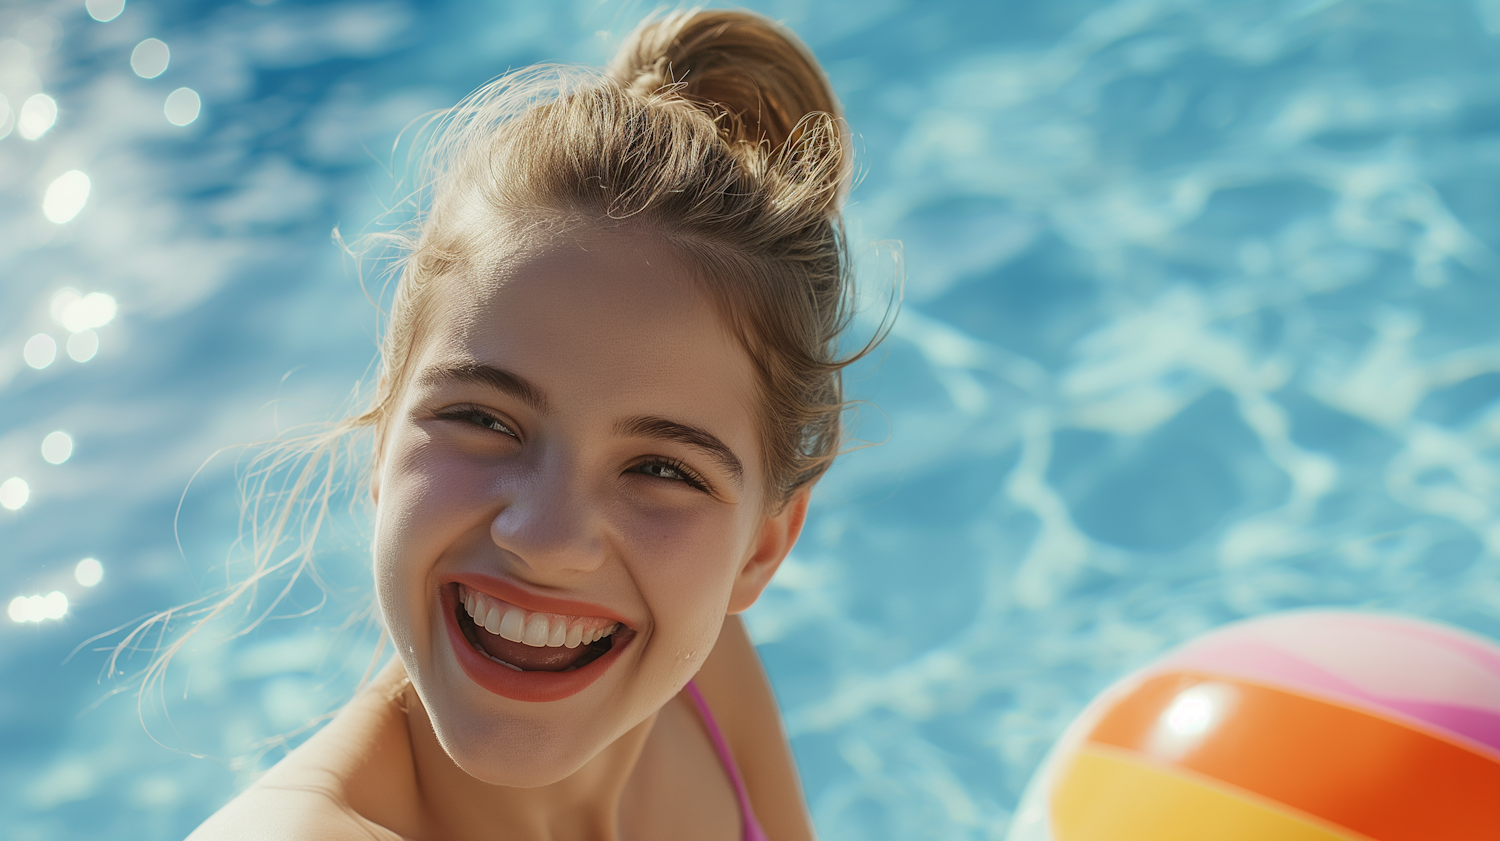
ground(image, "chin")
xmin=429 ymin=702 xmax=608 ymax=787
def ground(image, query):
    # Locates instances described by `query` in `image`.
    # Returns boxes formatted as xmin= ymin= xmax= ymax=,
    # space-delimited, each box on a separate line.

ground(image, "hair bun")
xmin=607 ymin=9 xmax=842 ymax=157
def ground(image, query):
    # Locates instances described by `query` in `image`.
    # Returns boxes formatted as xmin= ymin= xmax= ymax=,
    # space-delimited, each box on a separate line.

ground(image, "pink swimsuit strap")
xmin=683 ymin=680 xmax=771 ymax=841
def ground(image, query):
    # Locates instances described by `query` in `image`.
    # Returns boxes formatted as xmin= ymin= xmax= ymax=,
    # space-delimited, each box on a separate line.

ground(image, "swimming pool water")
xmin=4 ymin=0 xmax=1500 ymax=838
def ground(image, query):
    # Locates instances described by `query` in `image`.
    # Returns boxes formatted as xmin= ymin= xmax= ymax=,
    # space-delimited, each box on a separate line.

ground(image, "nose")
xmin=489 ymin=457 xmax=608 ymax=577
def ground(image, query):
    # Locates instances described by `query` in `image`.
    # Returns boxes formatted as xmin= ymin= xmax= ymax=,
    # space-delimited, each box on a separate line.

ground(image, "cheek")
xmin=617 ymin=503 xmax=748 ymax=652
xmin=373 ymin=432 xmax=507 ymax=630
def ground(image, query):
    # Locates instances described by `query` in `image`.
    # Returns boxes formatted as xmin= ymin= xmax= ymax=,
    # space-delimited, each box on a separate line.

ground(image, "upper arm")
xmin=694 ymin=614 xmax=817 ymax=841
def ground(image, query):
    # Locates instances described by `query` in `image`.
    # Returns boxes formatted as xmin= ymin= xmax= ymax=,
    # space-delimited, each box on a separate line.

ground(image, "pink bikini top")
xmin=683 ymin=680 xmax=771 ymax=841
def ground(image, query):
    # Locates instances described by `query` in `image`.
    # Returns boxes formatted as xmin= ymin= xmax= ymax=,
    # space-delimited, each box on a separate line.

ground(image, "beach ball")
xmin=1007 ymin=611 xmax=1500 ymax=841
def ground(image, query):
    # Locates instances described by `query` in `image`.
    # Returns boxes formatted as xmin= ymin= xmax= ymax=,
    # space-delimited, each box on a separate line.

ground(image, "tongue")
xmin=474 ymin=623 xmax=595 ymax=672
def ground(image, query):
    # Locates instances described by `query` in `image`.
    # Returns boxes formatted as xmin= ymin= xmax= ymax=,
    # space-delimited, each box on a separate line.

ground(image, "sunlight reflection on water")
xmin=42 ymin=171 xmax=90 ymax=224
xmin=8 ymin=591 xmax=66 ymax=623
xmin=74 ymin=558 xmax=103 ymax=587
xmin=129 ymin=38 xmax=169 ymax=79
xmin=164 ymin=87 xmax=200 ymax=126
xmin=17 ymin=92 xmax=54 ymax=139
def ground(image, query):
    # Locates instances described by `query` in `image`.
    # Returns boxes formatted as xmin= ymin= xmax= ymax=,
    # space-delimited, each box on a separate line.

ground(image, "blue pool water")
xmin=5 ymin=0 xmax=1500 ymax=837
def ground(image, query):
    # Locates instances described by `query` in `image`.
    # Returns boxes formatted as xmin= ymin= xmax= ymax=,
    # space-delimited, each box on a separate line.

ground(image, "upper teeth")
xmin=460 ymin=585 xmax=619 ymax=649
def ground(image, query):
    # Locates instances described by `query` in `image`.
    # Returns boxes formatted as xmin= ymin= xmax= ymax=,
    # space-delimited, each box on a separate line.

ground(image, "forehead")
xmin=419 ymin=228 xmax=760 ymax=449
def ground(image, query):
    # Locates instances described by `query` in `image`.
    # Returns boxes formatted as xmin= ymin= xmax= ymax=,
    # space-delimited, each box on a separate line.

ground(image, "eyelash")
xmin=631 ymin=457 xmax=712 ymax=493
xmin=434 ymin=405 xmax=519 ymax=438
xmin=435 ymin=405 xmax=712 ymax=493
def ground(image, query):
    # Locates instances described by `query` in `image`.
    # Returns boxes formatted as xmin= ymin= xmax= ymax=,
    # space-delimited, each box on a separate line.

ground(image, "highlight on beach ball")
xmin=1007 ymin=611 xmax=1500 ymax=841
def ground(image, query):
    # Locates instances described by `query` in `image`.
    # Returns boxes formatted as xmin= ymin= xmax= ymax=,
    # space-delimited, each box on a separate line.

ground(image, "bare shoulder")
xmin=187 ymin=662 xmax=417 ymax=841
xmin=694 ymin=614 xmax=817 ymax=841
xmin=186 ymin=778 xmax=401 ymax=841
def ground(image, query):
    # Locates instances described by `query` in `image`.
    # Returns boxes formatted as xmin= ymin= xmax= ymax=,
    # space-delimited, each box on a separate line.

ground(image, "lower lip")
xmin=441 ymin=585 xmax=628 ymax=702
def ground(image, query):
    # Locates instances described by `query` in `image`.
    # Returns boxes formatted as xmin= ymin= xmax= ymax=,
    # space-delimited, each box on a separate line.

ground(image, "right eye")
xmin=435 ymin=406 xmax=519 ymax=439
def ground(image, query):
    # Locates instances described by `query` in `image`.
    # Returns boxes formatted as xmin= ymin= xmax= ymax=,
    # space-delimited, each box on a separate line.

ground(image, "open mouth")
xmin=454 ymin=583 xmax=623 ymax=672
xmin=441 ymin=578 xmax=635 ymax=702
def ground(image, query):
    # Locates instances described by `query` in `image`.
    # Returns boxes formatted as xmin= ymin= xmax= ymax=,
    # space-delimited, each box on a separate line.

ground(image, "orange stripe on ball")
xmin=1083 ymin=671 xmax=1500 ymax=841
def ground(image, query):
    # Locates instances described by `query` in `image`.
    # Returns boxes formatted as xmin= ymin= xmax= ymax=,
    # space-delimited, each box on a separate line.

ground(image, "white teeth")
xmin=498 ymin=608 xmax=525 ymax=642
xmin=522 ymin=613 xmax=550 ymax=646
xmin=489 ymin=654 xmax=522 ymax=671
xmin=460 ymin=586 xmax=621 ymax=650
xmin=583 ymin=623 xmax=618 ymax=645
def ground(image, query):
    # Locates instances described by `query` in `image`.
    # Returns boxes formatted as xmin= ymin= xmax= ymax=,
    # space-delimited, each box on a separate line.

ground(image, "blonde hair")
xmin=371 ymin=8 xmax=873 ymax=503
xmin=115 ymin=8 xmax=891 ymax=711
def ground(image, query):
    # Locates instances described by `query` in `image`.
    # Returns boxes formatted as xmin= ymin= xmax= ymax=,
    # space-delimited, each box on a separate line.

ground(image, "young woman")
xmin=186 ymin=8 xmax=877 ymax=839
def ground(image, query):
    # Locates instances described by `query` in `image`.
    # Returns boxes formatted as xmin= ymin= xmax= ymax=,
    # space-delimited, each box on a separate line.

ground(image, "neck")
xmin=393 ymin=668 xmax=659 ymax=841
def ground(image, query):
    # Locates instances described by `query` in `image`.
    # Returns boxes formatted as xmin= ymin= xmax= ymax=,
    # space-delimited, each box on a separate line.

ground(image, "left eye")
xmin=638 ymin=462 xmax=686 ymax=481
xmin=436 ymin=407 xmax=517 ymax=438
xmin=632 ymin=459 xmax=708 ymax=492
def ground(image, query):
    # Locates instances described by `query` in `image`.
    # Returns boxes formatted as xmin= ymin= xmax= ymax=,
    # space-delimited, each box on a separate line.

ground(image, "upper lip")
xmin=447 ymin=571 xmax=632 ymax=628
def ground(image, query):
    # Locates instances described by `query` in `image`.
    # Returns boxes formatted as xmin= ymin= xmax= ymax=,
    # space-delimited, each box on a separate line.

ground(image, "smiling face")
xmin=372 ymin=224 xmax=798 ymax=785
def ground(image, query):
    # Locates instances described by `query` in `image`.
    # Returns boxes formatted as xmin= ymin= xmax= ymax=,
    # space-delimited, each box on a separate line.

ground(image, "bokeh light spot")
xmin=43 ymin=170 xmax=90 ymax=224
xmin=0 ymin=478 xmax=30 ymax=510
xmin=8 ymin=592 xmax=68 ymax=623
xmin=164 ymin=87 xmax=200 ymax=126
xmin=86 ymin=0 xmax=126 ymax=23
xmin=18 ymin=93 xmax=56 ymax=140
xmin=0 ymin=95 xmax=14 ymax=140
xmin=75 ymin=558 xmax=103 ymax=587
xmin=55 ymin=291 xmax=115 ymax=332
xmin=23 ymin=334 xmax=56 ymax=369
xmin=49 ymin=288 xmax=79 ymax=323
xmin=67 ymin=330 xmax=99 ymax=363
xmin=130 ymin=38 xmax=168 ymax=79
xmin=42 ymin=431 xmax=73 ymax=465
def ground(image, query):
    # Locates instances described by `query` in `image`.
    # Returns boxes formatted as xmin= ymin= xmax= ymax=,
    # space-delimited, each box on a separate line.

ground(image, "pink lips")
xmin=441 ymin=574 xmax=632 ymax=702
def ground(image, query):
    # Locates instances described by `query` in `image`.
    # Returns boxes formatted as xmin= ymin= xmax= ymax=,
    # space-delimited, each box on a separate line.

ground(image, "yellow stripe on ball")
xmin=1052 ymin=745 xmax=1370 ymax=841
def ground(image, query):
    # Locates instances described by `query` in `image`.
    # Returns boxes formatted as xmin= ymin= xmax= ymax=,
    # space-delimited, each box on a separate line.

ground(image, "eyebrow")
xmin=419 ymin=363 xmax=743 ymax=484
xmin=615 ymin=415 xmax=744 ymax=485
xmin=417 ymin=363 xmax=552 ymax=415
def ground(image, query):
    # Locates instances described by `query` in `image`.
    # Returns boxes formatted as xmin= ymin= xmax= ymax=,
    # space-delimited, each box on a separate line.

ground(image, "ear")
xmin=727 ymin=486 xmax=811 ymax=614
